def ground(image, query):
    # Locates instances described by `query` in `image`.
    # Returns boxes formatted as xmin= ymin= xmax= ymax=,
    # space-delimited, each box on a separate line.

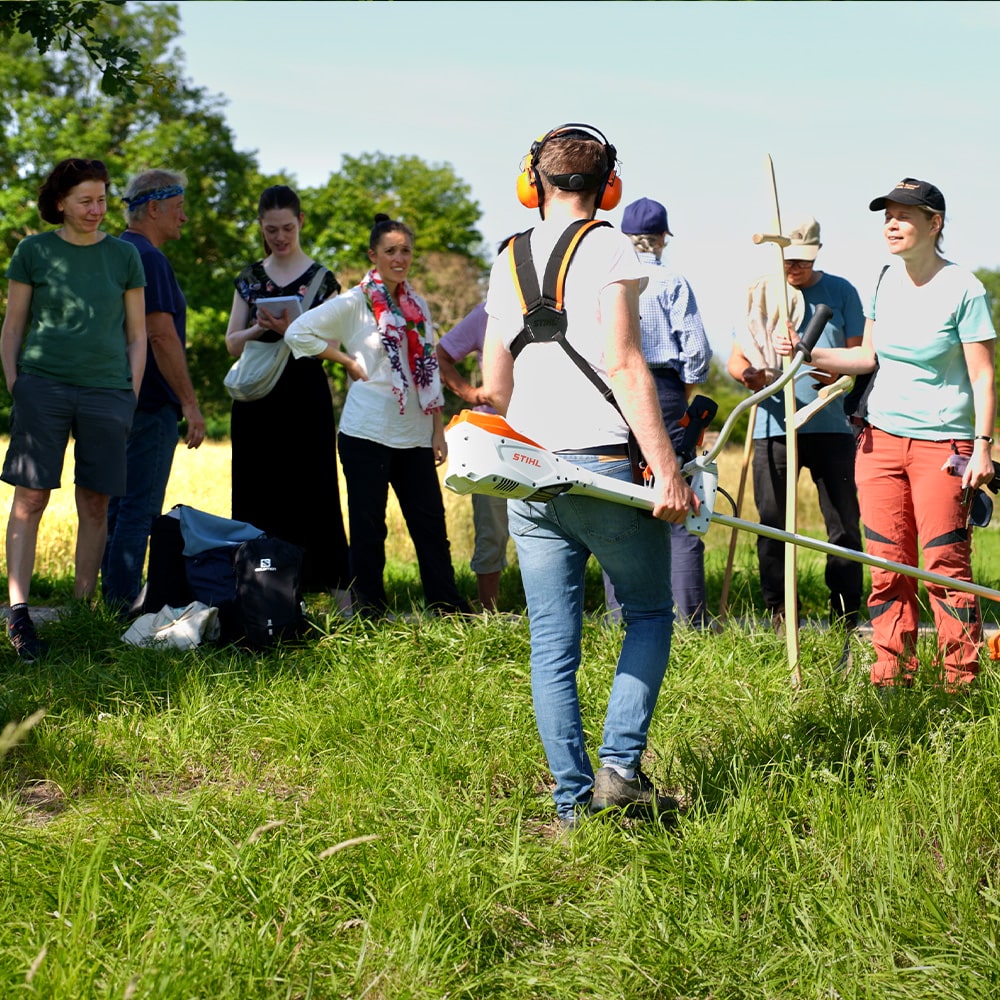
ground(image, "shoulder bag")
xmin=224 ymin=265 xmax=329 ymax=402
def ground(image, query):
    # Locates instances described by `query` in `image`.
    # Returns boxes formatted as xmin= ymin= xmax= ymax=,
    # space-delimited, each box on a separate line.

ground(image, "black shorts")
xmin=2 ymin=373 xmax=136 ymax=495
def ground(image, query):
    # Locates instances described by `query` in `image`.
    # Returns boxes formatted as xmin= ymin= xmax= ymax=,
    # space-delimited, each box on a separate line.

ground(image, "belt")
xmin=558 ymin=444 xmax=629 ymax=458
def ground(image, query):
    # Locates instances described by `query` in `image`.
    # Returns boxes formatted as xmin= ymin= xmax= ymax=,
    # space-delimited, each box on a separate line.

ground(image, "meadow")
xmin=2 ymin=438 xmax=1000 ymax=998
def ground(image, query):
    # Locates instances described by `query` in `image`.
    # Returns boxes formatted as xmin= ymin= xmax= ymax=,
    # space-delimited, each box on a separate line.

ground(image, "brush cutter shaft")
xmin=710 ymin=511 xmax=1000 ymax=605
xmin=443 ymin=411 xmax=1000 ymax=606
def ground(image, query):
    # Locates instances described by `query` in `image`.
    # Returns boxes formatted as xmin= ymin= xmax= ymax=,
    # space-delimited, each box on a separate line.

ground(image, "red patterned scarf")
xmin=360 ymin=268 xmax=442 ymax=415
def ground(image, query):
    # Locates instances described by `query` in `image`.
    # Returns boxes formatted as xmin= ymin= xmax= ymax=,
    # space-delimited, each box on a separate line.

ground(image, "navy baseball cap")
xmin=869 ymin=178 xmax=946 ymax=213
xmin=621 ymin=197 xmax=673 ymax=236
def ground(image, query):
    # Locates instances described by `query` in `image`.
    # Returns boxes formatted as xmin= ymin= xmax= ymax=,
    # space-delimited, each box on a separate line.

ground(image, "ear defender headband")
xmin=516 ymin=123 xmax=622 ymax=215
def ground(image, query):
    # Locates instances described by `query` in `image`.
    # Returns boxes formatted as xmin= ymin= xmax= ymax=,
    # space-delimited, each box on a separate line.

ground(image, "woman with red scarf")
xmin=286 ymin=214 xmax=471 ymax=618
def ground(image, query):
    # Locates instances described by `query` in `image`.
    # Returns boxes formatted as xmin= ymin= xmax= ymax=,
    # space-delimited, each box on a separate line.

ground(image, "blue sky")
xmin=174 ymin=0 xmax=1000 ymax=354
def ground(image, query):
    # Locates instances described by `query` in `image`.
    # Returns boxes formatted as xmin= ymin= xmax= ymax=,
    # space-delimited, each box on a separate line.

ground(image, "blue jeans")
xmin=102 ymin=405 xmax=179 ymax=608
xmin=603 ymin=367 xmax=707 ymax=625
xmin=509 ymin=456 xmax=674 ymax=820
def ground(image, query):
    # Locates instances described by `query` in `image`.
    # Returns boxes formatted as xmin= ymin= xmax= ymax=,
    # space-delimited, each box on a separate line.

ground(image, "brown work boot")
xmin=589 ymin=767 xmax=678 ymax=819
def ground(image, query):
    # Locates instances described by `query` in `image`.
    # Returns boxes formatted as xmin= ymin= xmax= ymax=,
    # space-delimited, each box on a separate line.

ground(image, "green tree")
xmin=302 ymin=152 xmax=487 ymax=406
xmin=0 ymin=2 xmax=265 ymax=430
xmin=0 ymin=9 xmax=489 ymax=431
xmin=304 ymin=152 xmax=486 ymax=278
xmin=0 ymin=0 xmax=149 ymax=100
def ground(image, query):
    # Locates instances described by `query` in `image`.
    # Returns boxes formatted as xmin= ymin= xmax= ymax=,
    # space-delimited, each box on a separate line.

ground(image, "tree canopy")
xmin=0 ymin=2 xmax=487 ymax=431
xmin=0 ymin=0 xmax=148 ymax=100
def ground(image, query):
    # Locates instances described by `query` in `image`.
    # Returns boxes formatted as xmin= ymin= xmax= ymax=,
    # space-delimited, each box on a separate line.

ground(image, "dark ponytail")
xmin=369 ymin=213 xmax=414 ymax=252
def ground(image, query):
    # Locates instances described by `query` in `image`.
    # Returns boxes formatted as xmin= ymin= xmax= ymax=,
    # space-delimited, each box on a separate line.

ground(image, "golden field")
xmin=0 ymin=435 xmax=826 ymax=585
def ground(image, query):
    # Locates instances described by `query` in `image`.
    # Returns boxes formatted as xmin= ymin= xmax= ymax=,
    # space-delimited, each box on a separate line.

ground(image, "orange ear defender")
xmin=516 ymin=146 xmax=542 ymax=210
xmin=516 ymin=123 xmax=622 ymax=214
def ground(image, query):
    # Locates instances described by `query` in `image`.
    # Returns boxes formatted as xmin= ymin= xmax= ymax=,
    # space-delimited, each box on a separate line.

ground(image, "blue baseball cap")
xmin=621 ymin=197 xmax=673 ymax=236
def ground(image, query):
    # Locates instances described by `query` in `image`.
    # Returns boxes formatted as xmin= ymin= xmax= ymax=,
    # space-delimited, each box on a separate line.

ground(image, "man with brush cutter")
xmin=481 ymin=124 xmax=697 ymax=831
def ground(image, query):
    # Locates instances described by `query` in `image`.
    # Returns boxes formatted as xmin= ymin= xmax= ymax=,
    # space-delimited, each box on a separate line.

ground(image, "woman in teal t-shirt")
xmin=0 ymin=158 xmax=147 ymax=661
xmin=778 ymin=178 xmax=996 ymax=690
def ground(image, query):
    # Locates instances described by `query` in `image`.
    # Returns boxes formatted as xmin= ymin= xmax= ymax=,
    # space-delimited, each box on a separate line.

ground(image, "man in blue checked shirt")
xmin=604 ymin=197 xmax=714 ymax=627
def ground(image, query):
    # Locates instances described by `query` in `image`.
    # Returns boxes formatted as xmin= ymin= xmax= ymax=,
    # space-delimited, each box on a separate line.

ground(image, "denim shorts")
xmin=2 ymin=373 xmax=136 ymax=494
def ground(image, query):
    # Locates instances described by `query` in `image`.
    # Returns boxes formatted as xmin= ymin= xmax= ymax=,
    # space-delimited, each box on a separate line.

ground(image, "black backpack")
xmin=232 ymin=536 xmax=306 ymax=648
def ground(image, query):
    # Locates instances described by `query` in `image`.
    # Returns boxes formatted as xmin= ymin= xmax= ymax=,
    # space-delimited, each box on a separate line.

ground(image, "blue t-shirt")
xmin=753 ymin=272 xmax=865 ymax=439
xmin=866 ymin=262 xmax=995 ymax=440
xmin=120 ymin=230 xmax=187 ymax=415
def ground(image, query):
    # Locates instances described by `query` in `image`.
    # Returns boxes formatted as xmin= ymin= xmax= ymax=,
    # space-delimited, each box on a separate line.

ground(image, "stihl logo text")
xmin=512 ymin=452 xmax=541 ymax=468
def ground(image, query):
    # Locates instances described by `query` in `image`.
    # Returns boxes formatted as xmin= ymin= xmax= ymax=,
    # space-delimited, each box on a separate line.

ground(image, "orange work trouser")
xmin=855 ymin=426 xmax=980 ymax=687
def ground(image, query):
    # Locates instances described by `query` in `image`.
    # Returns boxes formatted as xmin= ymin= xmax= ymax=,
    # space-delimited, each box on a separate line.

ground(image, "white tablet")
xmin=255 ymin=295 xmax=302 ymax=319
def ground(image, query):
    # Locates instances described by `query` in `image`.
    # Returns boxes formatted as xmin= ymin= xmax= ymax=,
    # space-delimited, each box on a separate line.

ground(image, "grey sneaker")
xmin=7 ymin=616 xmax=48 ymax=663
xmin=556 ymin=811 xmax=587 ymax=837
xmin=589 ymin=766 xmax=678 ymax=818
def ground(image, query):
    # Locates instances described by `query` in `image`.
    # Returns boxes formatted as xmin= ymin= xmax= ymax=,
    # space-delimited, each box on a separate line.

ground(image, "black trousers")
xmin=337 ymin=432 xmax=468 ymax=615
xmin=752 ymin=432 xmax=863 ymax=618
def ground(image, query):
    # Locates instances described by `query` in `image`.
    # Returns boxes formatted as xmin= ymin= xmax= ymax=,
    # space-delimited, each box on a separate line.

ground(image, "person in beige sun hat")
xmin=727 ymin=216 xmax=865 ymax=633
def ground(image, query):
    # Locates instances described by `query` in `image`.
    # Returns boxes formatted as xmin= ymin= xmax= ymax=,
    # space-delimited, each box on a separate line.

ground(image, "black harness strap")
xmin=506 ymin=219 xmax=648 ymax=484
xmin=508 ymin=219 xmax=619 ymax=410
xmin=844 ymin=263 xmax=890 ymax=425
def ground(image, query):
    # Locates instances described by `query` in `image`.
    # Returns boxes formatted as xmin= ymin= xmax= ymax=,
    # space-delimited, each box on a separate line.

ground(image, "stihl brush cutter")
xmin=444 ymin=304 xmax=1000 ymax=606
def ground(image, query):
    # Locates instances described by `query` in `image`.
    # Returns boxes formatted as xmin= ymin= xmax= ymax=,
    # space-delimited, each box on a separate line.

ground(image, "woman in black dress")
xmin=224 ymin=186 xmax=350 ymax=601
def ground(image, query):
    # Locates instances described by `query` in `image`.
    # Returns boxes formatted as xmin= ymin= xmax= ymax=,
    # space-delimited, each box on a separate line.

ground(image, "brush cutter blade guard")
xmin=444 ymin=411 xmax=656 ymax=509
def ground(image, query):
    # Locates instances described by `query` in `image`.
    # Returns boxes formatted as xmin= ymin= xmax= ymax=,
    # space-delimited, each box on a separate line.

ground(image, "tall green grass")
xmin=2 ymin=436 xmax=998 ymax=622
xmin=2 ymin=439 xmax=1000 ymax=997
xmin=2 ymin=607 xmax=1000 ymax=997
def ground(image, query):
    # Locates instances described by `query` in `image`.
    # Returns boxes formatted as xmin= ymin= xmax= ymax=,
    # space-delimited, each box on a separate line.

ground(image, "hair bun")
xmin=373 ymin=212 xmax=391 ymax=225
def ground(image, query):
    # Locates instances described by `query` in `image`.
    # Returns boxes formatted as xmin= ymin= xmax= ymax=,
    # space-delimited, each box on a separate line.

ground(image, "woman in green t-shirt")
xmin=0 ymin=158 xmax=147 ymax=661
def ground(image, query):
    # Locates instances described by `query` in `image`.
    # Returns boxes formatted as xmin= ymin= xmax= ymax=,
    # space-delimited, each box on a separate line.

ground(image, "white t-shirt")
xmin=485 ymin=221 xmax=645 ymax=452
xmin=285 ymin=285 xmax=435 ymax=448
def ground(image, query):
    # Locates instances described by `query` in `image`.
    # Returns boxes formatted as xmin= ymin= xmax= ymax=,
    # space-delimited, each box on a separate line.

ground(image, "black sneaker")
xmin=589 ymin=766 xmax=678 ymax=819
xmin=7 ymin=615 xmax=48 ymax=663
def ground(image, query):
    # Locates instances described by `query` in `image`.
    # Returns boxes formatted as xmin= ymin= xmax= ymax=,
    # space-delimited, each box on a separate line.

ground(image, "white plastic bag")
xmin=122 ymin=601 xmax=220 ymax=650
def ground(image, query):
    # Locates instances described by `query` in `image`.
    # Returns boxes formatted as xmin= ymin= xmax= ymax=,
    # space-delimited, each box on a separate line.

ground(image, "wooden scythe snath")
xmin=751 ymin=155 xmax=801 ymax=687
